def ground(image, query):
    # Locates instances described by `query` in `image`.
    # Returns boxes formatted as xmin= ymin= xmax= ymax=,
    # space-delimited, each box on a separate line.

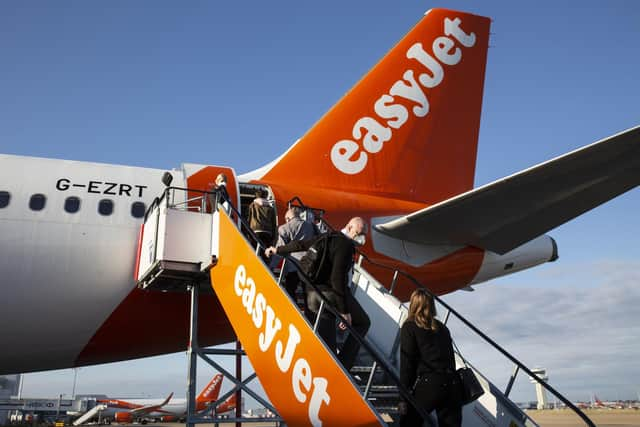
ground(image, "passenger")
xmin=248 ymin=188 xmax=277 ymax=255
xmin=399 ymin=289 xmax=463 ymax=427
xmin=214 ymin=173 xmax=231 ymax=213
xmin=276 ymin=207 xmax=317 ymax=302
xmin=265 ymin=217 xmax=371 ymax=371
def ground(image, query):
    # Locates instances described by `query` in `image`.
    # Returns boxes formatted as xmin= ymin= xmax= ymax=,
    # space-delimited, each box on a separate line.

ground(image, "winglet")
xmin=160 ymin=392 xmax=173 ymax=407
xmin=130 ymin=392 xmax=174 ymax=415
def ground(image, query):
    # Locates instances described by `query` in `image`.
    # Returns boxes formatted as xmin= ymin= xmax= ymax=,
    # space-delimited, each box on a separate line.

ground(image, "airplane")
xmin=211 ymin=393 xmax=237 ymax=417
xmin=593 ymin=395 xmax=625 ymax=410
xmin=98 ymin=373 xmax=223 ymax=423
xmin=574 ymin=401 xmax=590 ymax=410
xmin=0 ymin=7 xmax=638 ymax=376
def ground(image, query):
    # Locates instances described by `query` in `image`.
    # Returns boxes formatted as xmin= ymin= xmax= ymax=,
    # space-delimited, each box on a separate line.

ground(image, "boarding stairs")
xmin=72 ymin=404 xmax=107 ymax=426
xmin=349 ymin=263 xmax=531 ymax=426
xmin=135 ymin=187 xmax=595 ymax=427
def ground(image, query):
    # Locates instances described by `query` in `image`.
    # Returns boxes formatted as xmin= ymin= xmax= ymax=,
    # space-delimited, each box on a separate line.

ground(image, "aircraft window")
xmin=29 ymin=194 xmax=46 ymax=211
xmin=131 ymin=201 xmax=146 ymax=218
xmin=98 ymin=199 xmax=114 ymax=216
xmin=64 ymin=196 xmax=81 ymax=213
xmin=0 ymin=191 xmax=9 ymax=208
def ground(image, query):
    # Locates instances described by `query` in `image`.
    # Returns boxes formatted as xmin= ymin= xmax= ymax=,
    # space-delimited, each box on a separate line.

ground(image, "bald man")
xmin=266 ymin=217 xmax=370 ymax=371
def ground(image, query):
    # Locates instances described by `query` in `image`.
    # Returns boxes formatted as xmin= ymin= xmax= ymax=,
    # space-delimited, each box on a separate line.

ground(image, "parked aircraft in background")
xmin=211 ymin=393 xmax=237 ymax=417
xmin=574 ymin=401 xmax=591 ymax=410
xmin=593 ymin=396 xmax=626 ymax=410
xmin=0 ymin=8 xmax=638 ymax=375
xmin=98 ymin=374 xmax=222 ymax=423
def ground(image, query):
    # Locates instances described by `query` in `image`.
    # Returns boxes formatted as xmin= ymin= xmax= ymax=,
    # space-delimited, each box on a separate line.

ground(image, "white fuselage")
xmin=0 ymin=153 xmax=557 ymax=375
xmin=0 ymin=154 xmax=175 ymax=371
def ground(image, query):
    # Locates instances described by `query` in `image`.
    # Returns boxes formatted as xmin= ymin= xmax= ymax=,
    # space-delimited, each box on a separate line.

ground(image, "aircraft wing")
xmin=129 ymin=392 xmax=174 ymax=415
xmin=375 ymin=126 xmax=640 ymax=255
xmin=216 ymin=394 xmax=237 ymax=414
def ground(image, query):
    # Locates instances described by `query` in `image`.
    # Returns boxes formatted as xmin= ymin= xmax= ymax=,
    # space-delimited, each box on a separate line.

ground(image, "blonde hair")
xmin=407 ymin=288 xmax=439 ymax=331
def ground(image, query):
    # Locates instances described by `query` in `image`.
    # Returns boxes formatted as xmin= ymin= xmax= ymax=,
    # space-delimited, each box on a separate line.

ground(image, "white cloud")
xmin=441 ymin=260 xmax=640 ymax=403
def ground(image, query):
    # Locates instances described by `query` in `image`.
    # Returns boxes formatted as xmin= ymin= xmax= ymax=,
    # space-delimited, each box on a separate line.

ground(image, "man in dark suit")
xmin=265 ymin=217 xmax=370 ymax=371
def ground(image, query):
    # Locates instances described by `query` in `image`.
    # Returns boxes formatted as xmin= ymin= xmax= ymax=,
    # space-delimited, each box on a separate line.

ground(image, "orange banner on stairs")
xmin=209 ymin=211 xmax=383 ymax=427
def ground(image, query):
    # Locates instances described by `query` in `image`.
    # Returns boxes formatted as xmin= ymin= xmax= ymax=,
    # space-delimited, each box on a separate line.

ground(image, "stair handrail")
xmin=142 ymin=186 xmax=216 ymax=221
xmin=216 ymin=191 xmax=435 ymax=425
xmin=287 ymin=195 xmax=595 ymax=426
xmin=355 ymin=246 xmax=595 ymax=426
xmin=279 ymin=253 xmax=433 ymax=421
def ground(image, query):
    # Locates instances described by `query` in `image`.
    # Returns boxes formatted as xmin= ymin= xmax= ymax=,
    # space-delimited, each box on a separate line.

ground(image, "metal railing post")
xmin=277 ymin=259 xmax=286 ymax=286
xmin=442 ymin=308 xmax=451 ymax=325
xmin=235 ymin=340 xmax=242 ymax=427
xmin=504 ymin=364 xmax=520 ymax=398
xmin=363 ymin=361 xmax=377 ymax=399
xmin=389 ymin=270 xmax=399 ymax=295
xmin=313 ymin=301 xmax=325 ymax=333
xmin=186 ymin=284 xmax=199 ymax=427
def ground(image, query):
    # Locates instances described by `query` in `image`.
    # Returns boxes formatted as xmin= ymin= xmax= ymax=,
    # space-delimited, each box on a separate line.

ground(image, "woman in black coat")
xmin=400 ymin=288 xmax=463 ymax=427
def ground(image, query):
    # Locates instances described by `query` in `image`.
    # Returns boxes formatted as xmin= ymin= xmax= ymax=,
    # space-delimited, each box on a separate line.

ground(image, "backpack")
xmin=298 ymin=232 xmax=334 ymax=282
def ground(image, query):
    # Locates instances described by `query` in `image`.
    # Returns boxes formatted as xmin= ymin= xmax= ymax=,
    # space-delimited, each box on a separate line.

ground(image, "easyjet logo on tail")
xmin=330 ymin=17 xmax=476 ymax=175
xmin=199 ymin=374 xmax=222 ymax=401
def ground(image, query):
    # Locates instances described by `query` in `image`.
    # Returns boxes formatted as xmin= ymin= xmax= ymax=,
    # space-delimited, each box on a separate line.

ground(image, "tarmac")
xmin=526 ymin=408 xmax=640 ymax=427
xmin=113 ymin=411 xmax=640 ymax=426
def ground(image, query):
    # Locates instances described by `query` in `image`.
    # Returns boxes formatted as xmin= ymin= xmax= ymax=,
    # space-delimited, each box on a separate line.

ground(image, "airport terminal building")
xmin=0 ymin=375 xmax=21 ymax=424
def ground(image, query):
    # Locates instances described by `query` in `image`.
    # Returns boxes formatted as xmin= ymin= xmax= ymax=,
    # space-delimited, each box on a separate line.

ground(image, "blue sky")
xmin=2 ymin=1 xmax=639 ymax=405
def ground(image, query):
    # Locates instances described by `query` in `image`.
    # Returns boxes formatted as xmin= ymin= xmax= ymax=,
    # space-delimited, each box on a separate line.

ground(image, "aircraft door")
xmin=183 ymin=165 xmax=239 ymax=214
xmin=238 ymin=183 xmax=278 ymax=224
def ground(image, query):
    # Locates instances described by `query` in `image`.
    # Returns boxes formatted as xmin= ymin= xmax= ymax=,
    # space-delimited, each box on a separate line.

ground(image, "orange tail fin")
xmin=196 ymin=374 xmax=223 ymax=403
xmin=258 ymin=9 xmax=490 ymax=204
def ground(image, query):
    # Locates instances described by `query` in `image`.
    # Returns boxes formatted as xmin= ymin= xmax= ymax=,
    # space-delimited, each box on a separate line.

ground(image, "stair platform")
xmin=137 ymin=259 xmax=214 ymax=293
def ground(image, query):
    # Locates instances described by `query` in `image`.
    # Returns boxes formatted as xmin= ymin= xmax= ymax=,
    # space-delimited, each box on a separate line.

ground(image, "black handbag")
xmin=452 ymin=339 xmax=485 ymax=405
xmin=457 ymin=366 xmax=484 ymax=404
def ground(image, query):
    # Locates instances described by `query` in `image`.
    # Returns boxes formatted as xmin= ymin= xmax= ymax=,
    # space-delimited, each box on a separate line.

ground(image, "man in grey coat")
xmin=276 ymin=207 xmax=317 ymax=299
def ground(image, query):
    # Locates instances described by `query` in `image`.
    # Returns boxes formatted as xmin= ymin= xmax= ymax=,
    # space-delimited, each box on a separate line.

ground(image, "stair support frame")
xmin=185 ymin=284 xmax=284 ymax=427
